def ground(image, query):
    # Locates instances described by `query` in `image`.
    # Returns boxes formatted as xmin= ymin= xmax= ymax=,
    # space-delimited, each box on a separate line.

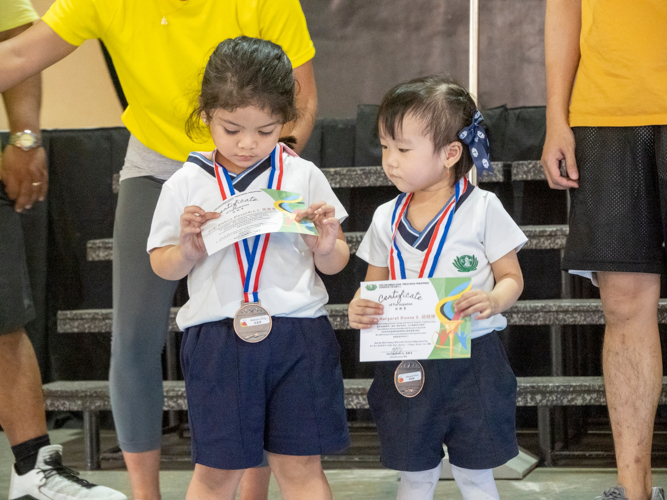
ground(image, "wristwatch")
xmin=9 ymin=130 xmax=41 ymax=151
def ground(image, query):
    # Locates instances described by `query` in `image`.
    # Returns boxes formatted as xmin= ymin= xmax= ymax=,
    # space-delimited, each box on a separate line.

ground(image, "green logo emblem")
xmin=365 ymin=284 xmax=377 ymax=291
xmin=453 ymin=255 xmax=478 ymax=273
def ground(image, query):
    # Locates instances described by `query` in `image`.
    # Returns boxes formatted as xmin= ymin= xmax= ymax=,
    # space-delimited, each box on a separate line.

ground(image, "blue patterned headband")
xmin=457 ymin=110 xmax=491 ymax=176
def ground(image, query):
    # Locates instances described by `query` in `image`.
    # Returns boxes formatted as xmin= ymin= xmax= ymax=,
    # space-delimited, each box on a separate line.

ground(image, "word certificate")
xmin=360 ymin=278 xmax=473 ymax=362
xmin=202 ymin=188 xmax=318 ymax=255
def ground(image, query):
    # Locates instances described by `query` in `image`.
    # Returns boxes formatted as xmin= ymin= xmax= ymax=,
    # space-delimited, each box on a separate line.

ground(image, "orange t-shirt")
xmin=569 ymin=0 xmax=667 ymax=127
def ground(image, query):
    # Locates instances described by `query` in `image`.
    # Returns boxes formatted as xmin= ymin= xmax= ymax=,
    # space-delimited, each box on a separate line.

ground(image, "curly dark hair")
xmin=377 ymin=76 xmax=479 ymax=184
xmin=186 ymin=36 xmax=298 ymax=145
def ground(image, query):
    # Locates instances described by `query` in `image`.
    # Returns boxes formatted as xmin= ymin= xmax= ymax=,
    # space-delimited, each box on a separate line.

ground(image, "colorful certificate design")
xmin=202 ymin=188 xmax=318 ymax=255
xmin=359 ymin=278 xmax=473 ymax=362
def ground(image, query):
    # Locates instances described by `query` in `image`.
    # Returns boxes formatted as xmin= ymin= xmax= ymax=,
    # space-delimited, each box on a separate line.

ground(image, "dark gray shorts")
xmin=563 ymin=126 xmax=667 ymax=276
xmin=0 ymin=181 xmax=35 ymax=335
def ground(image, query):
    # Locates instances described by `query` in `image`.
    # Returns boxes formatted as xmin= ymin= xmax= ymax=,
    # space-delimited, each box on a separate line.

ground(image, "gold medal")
xmin=394 ymin=360 xmax=425 ymax=398
xmin=233 ymin=301 xmax=272 ymax=343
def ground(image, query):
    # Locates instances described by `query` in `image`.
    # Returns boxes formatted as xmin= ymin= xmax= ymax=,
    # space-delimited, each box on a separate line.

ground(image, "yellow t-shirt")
xmin=0 ymin=0 xmax=39 ymax=32
xmin=569 ymin=0 xmax=667 ymax=127
xmin=43 ymin=0 xmax=315 ymax=161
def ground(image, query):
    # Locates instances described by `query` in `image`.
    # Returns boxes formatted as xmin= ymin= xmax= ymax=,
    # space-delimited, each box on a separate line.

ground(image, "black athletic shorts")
xmin=562 ymin=126 xmax=667 ymax=279
xmin=0 ymin=181 xmax=35 ymax=335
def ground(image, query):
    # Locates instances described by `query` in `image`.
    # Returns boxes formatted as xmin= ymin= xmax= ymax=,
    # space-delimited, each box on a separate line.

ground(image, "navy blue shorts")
xmin=367 ymin=332 xmax=518 ymax=471
xmin=181 ymin=316 xmax=350 ymax=470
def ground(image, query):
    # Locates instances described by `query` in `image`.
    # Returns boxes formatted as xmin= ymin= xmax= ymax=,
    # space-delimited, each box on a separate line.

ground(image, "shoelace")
xmin=40 ymin=453 xmax=94 ymax=489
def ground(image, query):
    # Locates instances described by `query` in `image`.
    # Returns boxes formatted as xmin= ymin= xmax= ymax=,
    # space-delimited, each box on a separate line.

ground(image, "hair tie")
xmin=458 ymin=110 xmax=491 ymax=176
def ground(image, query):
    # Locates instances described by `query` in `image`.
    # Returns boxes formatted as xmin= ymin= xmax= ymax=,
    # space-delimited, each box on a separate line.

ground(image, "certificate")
xmin=359 ymin=278 xmax=473 ymax=362
xmin=202 ymin=188 xmax=318 ymax=255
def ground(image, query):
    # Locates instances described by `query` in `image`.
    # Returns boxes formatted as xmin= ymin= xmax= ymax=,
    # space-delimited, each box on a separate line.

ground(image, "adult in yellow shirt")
xmin=542 ymin=1 xmax=666 ymax=499
xmin=0 ymin=2 xmax=318 ymax=499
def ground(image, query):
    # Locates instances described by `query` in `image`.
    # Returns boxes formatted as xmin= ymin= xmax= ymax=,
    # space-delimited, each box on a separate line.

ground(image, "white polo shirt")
xmin=357 ymin=186 xmax=527 ymax=338
xmin=148 ymin=150 xmax=348 ymax=330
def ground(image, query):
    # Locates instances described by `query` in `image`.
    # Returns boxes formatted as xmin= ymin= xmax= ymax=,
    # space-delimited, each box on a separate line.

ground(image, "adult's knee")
xmin=598 ymin=272 xmax=660 ymax=327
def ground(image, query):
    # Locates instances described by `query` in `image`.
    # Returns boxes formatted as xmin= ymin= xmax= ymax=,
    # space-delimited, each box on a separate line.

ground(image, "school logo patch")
xmin=365 ymin=284 xmax=378 ymax=291
xmin=453 ymin=255 xmax=478 ymax=273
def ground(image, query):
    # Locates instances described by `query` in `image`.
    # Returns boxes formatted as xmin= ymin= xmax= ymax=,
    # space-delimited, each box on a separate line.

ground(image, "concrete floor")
xmin=2 ymin=430 xmax=666 ymax=499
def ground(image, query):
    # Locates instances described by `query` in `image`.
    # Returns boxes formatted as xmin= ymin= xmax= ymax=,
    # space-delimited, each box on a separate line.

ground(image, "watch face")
xmin=12 ymin=132 xmax=38 ymax=150
xmin=17 ymin=133 xmax=36 ymax=149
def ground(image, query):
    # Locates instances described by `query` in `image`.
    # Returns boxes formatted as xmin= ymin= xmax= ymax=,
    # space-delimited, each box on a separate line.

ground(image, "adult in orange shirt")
xmin=0 ymin=2 xmax=318 ymax=499
xmin=542 ymin=1 xmax=666 ymax=499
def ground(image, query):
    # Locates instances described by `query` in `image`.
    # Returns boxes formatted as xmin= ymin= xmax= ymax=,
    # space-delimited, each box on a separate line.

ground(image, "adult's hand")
xmin=541 ymin=121 xmax=578 ymax=190
xmin=0 ymin=145 xmax=48 ymax=212
xmin=542 ymin=0 xmax=582 ymax=190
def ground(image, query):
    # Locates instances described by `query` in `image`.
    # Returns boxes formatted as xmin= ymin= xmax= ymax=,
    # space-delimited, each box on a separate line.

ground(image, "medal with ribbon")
xmin=389 ymin=176 xmax=468 ymax=396
xmin=213 ymin=144 xmax=284 ymax=343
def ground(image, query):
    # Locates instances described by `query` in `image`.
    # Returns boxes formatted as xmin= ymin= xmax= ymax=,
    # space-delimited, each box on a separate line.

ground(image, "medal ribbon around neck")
xmin=213 ymin=144 xmax=284 ymax=303
xmin=389 ymin=177 xmax=468 ymax=280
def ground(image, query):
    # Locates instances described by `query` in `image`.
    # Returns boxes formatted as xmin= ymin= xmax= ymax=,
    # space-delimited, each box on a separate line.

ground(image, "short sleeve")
xmin=0 ymin=0 xmax=39 ymax=32
xmin=306 ymin=164 xmax=348 ymax=223
xmin=356 ymin=206 xmax=391 ymax=269
xmin=42 ymin=0 xmax=109 ymax=46
xmin=257 ymin=0 xmax=315 ymax=68
xmin=483 ymin=194 xmax=527 ymax=263
xmin=147 ymin=183 xmax=184 ymax=253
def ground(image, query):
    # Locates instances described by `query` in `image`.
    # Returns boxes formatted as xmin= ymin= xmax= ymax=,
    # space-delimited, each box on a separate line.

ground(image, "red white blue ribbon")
xmin=389 ymin=177 xmax=467 ymax=280
xmin=213 ymin=144 xmax=284 ymax=303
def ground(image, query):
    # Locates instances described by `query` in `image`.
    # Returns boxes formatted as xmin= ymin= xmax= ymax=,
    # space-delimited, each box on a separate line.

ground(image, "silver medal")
xmin=394 ymin=360 xmax=425 ymax=398
xmin=233 ymin=302 xmax=272 ymax=343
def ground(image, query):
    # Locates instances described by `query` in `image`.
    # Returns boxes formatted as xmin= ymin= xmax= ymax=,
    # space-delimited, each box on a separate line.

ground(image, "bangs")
xmin=377 ymin=85 xmax=431 ymax=143
xmin=376 ymin=75 xmax=479 ymax=182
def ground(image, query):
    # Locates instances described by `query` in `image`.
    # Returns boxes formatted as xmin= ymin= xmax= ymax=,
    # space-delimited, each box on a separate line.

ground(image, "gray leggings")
xmin=109 ymin=176 xmax=179 ymax=453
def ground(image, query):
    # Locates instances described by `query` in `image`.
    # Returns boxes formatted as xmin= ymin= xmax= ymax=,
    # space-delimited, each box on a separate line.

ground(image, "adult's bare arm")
xmin=0 ymin=20 xmax=76 ymax=93
xmin=541 ymin=0 xmax=581 ymax=190
xmin=1 ymin=23 xmax=49 ymax=211
xmin=282 ymin=59 xmax=317 ymax=154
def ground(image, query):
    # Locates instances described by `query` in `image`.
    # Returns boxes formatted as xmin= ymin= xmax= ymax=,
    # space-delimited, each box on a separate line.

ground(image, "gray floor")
xmin=2 ymin=430 xmax=666 ymax=499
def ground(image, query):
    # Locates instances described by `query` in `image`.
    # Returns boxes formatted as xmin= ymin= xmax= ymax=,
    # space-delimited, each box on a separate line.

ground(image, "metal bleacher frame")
xmin=49 ymin=160 xmax=667 ymax=471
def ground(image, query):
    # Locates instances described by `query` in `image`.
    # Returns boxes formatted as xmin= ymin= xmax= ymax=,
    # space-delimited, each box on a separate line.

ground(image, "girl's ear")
xmin=441 ymin=141 xmax=463 ymax=168
xmin=200 ymin=110 xmax=209 ymax=126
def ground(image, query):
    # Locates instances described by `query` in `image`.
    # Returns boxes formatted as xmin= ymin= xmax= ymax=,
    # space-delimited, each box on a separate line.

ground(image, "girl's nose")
xmin=383 ymin=150 xmax=397 ymax=169
xmin=238 ymin=134 xmax=256 ymax=150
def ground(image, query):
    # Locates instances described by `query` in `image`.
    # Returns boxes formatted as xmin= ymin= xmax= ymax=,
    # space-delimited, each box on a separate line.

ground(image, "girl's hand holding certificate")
xmin=294 ymin=201 xmax=340 ymax=255
xmin=179 ymin=206 xmax=221 ymax=261
xmin=294 ymin=201 xmax=349 ymax=274
xmin=348 ymin=298 xmax=384 ymax=330
xmin=454 ymin=289 xmax=498 ymax=320
xmin=294 ymin=201 xmax=350 ymax=275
